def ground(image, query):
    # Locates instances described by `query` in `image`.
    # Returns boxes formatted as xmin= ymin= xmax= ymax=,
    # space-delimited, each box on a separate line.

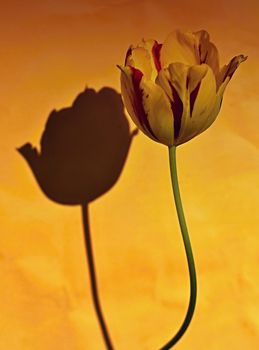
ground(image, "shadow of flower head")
xmin=18 ymin=87 xmax=137 ymax=205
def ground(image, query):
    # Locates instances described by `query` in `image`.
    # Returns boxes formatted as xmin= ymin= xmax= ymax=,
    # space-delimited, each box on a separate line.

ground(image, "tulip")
xmin=118 ymin=30 xmax=246 ymax=350
xmin=118 ymin=30 xmax=247 ymax=146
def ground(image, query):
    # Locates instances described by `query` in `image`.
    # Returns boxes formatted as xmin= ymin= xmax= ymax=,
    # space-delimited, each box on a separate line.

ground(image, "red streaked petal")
xmin=125 ymin=39 xmax=162 ymax=81
xmin=169 ymin=82 xmax=183 ymax=139
xmin=194 ymin=30 xmax=220 ymax=77
xmin=177 ymin=65 xmax=217 ymax=144
xmin=189 ymin=82 xmax=201 ymax=117
xmin=118 ymin=65 xmax=146 ymax=132
xmin=156 ymin=63 xmax=189 ymax=141
xmin=217 ymin=54 xmax=247 ymax=90
xmin=152 ymin=41 xmax=162 ymax=72
xmin=223 ymin=55 xmax=247 ymax=80
xmin=130 ymin=66 xmax=158 ymax=140
xmin=139 ymin=79 xmax=174 ymax=146
xmin=186 ymin=64 xmax=208 ymax=117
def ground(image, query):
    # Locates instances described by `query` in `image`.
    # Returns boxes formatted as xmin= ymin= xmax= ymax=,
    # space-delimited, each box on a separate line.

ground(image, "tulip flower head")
xmin=118 ymin=30 xmax=247 ymax=146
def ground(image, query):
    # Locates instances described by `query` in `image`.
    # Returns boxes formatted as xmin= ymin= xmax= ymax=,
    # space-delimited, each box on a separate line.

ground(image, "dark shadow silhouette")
xmin=18 ymin=87 xmax=137 ymax=205
xmin=18 ymin=87 xmax=137 ymax=350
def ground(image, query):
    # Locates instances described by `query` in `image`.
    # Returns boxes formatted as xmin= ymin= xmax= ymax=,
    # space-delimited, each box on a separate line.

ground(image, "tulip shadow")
xmin=18 ymin=87 xmax=137 ymax=350
xmin=18 ymin=87 xmax=137 ymax=205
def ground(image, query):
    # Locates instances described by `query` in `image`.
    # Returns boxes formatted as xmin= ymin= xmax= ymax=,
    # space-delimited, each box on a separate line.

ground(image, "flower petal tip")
xmin=241 ymin=54 xmax=248 ymax=62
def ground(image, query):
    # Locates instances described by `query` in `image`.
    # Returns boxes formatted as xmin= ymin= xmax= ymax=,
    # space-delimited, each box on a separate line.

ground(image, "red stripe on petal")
xmin=169 ymin=83 xmax=183 ymax=139
xmin=189 ymin=82 xmax=201 ymax=117
xmin=130 ymin=66 xmax=158 ymax=140
xmin=152 ymin=41 xmax=163 ymax=72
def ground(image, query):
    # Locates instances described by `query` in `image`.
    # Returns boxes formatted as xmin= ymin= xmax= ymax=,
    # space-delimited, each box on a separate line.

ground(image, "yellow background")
xmin=1 ymin=0 xmax=258 ymax=349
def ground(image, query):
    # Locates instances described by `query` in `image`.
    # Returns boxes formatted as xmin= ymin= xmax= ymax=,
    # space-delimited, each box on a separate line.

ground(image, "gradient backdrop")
xmin=1 ymin=0 xmax=259 ymax=349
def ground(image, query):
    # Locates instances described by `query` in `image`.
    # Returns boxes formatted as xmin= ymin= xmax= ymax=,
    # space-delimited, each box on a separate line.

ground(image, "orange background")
xmin=1 ymin=0 xmax=259 ymax=349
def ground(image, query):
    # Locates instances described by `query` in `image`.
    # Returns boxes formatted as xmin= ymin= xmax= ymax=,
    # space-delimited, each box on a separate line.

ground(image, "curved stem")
xmin=159 ymin=146 xmax=197 ymax=350
xmin=81 ymin=204 xmax=114 ymax=350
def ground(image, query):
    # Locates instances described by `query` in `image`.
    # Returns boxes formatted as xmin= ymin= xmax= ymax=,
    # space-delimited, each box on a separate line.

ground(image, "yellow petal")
xmin=199 ymin=77 xmax=229 ymax=133
xmin=125 ymin=39 xmax=161 ymax=81
xmin=160 ymin=30 xmax=199 ymax=68
xmin=118 ymin=65 xmax=147 ymax=133
xmin=140 ymin=77 xmax=174 ymax=146
xmin=125 ymin=46 xmax=153 ymax=80
xmin=176 ymin=64 xmax=217 ymax=145
xmin=138 ymin=38 xmax=162 ymax=75
xmin=156 ymin=63 xmax=189 ymax=141
xmin=118 ymin=65 xmax=161 ymax=141
xmin=193 ymin=30 xmax=220 ymax=77
xmin=216 ymin=54 xmax=247 ymax=90
xmin=202 ymin=55 xmax=247 ymax=132
xmin=186 ymin=64 xmax=208 ymax=93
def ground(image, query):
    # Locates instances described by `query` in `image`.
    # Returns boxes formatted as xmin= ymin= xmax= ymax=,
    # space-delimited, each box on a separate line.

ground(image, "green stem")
xmin=159 ymin=146 xmax=197 ymax=350
xmin=81 ymin=204 xmax=114 ymax=350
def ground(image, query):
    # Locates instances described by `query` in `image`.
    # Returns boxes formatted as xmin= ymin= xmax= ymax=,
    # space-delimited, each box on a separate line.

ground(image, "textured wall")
xmin=0 ymin=0 xmax=258 ymax=349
